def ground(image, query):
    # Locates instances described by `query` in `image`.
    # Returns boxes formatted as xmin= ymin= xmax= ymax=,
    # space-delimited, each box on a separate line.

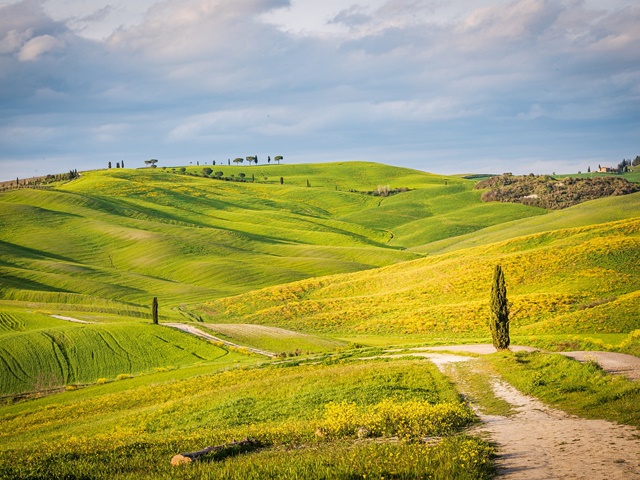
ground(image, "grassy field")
xmin=1 ymin=162 xmax=639 ymax=395
xmin=0 ymin=358 xmax=494 ymax=479
xmin=0 ymin=307 xmax=256 ymax=396
xmin=1 ymin=160 xmax=639 ymax=478
xmin=485 ymin=350 xmax=640 ymax=427
xmin=196 ymin=216 xmax=640 ymax=343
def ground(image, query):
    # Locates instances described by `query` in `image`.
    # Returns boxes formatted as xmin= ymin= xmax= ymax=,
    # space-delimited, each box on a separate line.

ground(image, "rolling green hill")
xmin=196 ymin=215 xmax=640 ymax=339
xmin=1 ymin=161 xmax=639 ymax=479
xmin=1 ymin=161 xmax=639 ymax=398
xmin=0 ymin=162 xmax=545 ymax=315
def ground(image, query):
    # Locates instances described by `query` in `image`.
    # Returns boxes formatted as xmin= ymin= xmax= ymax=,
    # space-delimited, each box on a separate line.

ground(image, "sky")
xmin=0 ymin=0 xmax=639 ymax=180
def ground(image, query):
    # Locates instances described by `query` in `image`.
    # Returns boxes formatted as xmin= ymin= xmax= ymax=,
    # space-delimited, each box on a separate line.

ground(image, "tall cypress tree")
xmin=489 ymin=265 xmax=510 ymax=350
xmin=152 ymin=297 xmax=159 ymax=325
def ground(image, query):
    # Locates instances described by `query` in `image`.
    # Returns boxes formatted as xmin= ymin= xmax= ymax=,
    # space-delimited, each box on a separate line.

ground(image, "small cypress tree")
xmin=280 ymin=176 xmax=284 ymax=185
xmin=152 ymin=297 xmax=159 ymax=324
xmin=489 ymin=265 xmax=510 ymax=350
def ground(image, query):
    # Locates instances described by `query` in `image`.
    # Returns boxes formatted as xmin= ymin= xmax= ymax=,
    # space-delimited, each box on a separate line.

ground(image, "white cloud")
xmin=18 ymin=33 xmax=64 ymax=60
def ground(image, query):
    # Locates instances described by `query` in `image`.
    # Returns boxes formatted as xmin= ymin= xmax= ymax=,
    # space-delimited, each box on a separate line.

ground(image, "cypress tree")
xmin=152 ymin=297 xmax=159 ymax=324
xmin=489 ymin=265 xmax=510 ymax=350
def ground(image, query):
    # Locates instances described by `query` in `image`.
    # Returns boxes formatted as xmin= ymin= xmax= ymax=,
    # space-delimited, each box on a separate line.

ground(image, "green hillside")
xmin=0 ymin=307 xmax=249 ymax=396
xmin=1 ymin=161 xmax=639 ymax=398
xmin=0 ymin=162 xmax=545 ymax=314
xmin=196 ymin=216 xmax=640 ymax=338
xmin=1 ymin=161 xmax=639 ymax=479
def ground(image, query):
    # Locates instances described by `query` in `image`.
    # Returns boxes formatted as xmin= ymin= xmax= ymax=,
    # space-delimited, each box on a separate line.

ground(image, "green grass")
xmin=444 ymin=361 xmax=514 ymax=417
xmin=0 ymin=162 xmax=547 ymax=312
xmin=0 ymin=306 xmax=256 ymax=396
xmin=485 ymin=351 xmax=640 ymax=427
xmin=2 ymin=161 xmax=639 ymax=399
xmin=200 ymin=323 xmax=347 ymax=354
xmin=196 ymin=217 xmax=640 ymax=339
xmin=553 ymin=170 xmax=640 ymax=183
xmin=0 ymin=358 xmax=494 ymax=479
xmin=416 ymin=192 xmax=640 ymax=255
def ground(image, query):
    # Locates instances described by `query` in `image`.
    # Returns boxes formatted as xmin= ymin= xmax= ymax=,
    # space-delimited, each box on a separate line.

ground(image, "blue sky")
xmin=1 ymin=0 xmax=638 ymax=180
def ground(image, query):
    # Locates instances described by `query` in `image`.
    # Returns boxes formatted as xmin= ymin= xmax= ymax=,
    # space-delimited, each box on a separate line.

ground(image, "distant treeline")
xmin=476 ymin=174 xmax=639 ymax=209
xmin=0 ymin=170 xmax=78 ymax=192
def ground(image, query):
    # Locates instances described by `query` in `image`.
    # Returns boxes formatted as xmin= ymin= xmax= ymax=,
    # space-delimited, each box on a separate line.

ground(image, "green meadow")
xmin=0 ymin=161 xmax=639 ymax=478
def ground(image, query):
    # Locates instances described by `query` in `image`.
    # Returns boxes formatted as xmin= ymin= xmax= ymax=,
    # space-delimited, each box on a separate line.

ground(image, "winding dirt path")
xmin=419 ymin=344 xmax=640 ymax=381
xmin=475 ymin=380 xmax=640 ymax=479
xmin=418 ymin=346 xmax=640 ymax=479
xmin=162 ymin=323 xmax=277 ymax=358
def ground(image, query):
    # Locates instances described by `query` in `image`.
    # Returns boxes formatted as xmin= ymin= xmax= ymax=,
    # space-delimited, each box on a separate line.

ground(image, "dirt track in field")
xmin=423 ymin=345 xmax=640 ymax=479
xmin=419 ymin=344 xmax=640 ymax=381
xmin=162 ymin=323 xmax=277 ymax=358
xmin=474 ymin=379 xmax=640 ymax=479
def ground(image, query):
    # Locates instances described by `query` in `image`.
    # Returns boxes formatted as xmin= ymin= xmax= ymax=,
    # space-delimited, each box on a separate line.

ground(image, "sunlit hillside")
xmin=197 ymin=197 xmax=640 ymax=338
xmin=0 ymin=162 xmax=545 ymax=316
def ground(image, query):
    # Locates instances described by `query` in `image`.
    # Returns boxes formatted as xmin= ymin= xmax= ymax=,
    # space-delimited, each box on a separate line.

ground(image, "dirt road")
xmin=475 ymin=380 xmax=640 ymax=479
xmin=419 ymin=344 xmax=640 ymax=381
xmin=162 ymin=323 xmax=277 ymax=358
xmin=419 ymin=346 xmax=640 ymax=479
xmin=50 ymin=315 xmax=93 ymax=324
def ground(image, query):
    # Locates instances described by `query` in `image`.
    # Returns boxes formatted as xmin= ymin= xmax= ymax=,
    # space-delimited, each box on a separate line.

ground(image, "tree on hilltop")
xmin=233 ymin=158 xmax=244 ymax=165
xmin=489 ymin=265 xmax=510 ymax=351
xmin=274 ymin=155 xmax=283 ymax=164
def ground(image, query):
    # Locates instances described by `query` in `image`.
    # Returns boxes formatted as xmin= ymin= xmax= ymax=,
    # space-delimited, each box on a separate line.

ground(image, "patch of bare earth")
xmin=475 ymin=380 xmax=640 ymax=479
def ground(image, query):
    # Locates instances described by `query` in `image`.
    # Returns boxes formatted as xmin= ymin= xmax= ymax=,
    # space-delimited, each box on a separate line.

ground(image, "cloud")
xmin=18 ymin=33 xmax=65 ymax=60
xmin=0 ymin=0 xmax=639 ymax=180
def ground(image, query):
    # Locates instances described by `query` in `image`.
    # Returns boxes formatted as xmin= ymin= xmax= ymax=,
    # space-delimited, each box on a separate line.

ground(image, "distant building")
xmin=598 ymin=166 xmax=613 ymax=173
